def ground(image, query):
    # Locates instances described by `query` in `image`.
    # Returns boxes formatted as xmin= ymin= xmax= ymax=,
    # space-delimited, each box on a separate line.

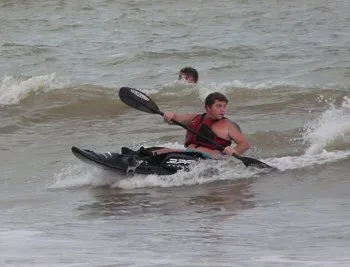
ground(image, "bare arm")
xmin=224 ymin=121 xmax=251 ymax=155
xmin=163 ymin=112 xmax=198 ymax=126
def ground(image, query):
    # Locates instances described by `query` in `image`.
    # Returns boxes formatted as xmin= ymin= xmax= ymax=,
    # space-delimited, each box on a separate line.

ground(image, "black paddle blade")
xmin=119 ymin=87 xmax=162 ymax=115
xmin=239 ymin=156 xmax=275 ymax=170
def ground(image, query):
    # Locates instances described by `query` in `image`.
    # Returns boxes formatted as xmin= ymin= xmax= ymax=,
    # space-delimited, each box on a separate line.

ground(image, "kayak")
xmin=71 ymin=146 xmax=209 ymax=176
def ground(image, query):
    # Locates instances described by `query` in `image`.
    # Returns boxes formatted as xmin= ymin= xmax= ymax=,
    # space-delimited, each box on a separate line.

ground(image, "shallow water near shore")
xmin=1 ymin=1 xmax=350 ymax=266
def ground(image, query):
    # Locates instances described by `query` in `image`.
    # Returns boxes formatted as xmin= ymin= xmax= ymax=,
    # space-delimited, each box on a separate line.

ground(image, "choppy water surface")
xmin=1 ymin=1 xmax=350 ymax=266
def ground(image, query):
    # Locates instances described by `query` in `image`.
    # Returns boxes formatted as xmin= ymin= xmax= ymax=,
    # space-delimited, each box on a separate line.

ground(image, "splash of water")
xmin=267 ymin=150 xmax=350 ymax=172
xmin=50 ymin=164 xmax=120 ymax=189
xmin=50 ymin=146 xmax=263 ymax=190
xmin=303 ymin=96 xmax=350 ymax=155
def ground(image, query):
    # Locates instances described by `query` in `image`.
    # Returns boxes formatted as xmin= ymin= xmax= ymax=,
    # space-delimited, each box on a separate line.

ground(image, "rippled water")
xmin=1 ymin=1 xmax=350 ymax=266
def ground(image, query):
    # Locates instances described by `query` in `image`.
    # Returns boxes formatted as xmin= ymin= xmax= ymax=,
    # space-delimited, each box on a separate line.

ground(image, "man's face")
xmin=206 ymin=100 xmax=227 ymax=119
xmin=179 ymin=72 xmax=196 ymax=83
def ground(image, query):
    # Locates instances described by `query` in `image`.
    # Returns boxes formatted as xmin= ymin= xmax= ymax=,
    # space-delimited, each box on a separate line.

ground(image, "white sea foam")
xmin=113 ymin=151 xmax=266 ymax=189
xmin=0 ymin=74 xmax=64 ymax=105
xmin=50 ymin=164 xmax=121 ymax=189
xmin=267 ymin=150 xmax=350 ymax=172
xmin=268 ymin=96 xmax=350 ymax=171
xmin=50 ymin=142 xmax=264 ymax=190
xmin=160 ymin=79 xmax=339 ymax=103
xmin=50 ymin=159 xmax=257 ymax=190
xmin=303 ymin=96 xmax=350 ymax=155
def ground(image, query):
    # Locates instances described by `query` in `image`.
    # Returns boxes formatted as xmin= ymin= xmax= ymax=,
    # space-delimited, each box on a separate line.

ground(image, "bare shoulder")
xmin=224 ymin=119 xmax=242 ymax=133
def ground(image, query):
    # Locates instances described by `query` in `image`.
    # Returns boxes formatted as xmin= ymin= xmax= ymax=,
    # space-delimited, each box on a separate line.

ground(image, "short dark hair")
xmin=179 ymin=67 xmax=198 ymax=82
xmin=205 ymin=92 xmax=228 ymax=107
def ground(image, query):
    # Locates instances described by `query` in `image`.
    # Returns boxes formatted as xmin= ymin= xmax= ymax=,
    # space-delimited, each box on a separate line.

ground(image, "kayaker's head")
xmin=178 ymin=67 xmax=198 ymax=84
xmin=205 ymin=92 xmax=228 ymax=120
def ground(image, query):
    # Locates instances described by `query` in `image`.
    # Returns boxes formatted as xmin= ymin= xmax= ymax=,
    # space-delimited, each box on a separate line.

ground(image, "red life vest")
xmin=184 ymin=113 xmax=232 ymax=150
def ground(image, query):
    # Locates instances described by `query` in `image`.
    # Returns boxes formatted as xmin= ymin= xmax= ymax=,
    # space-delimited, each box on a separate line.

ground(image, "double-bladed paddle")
xmin=119 ymin=87 xmax=275 ymax=170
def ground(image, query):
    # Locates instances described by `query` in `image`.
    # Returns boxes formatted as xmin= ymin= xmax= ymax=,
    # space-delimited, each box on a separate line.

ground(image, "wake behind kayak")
xmin=71 ymin=146 xmax=209 ymax=176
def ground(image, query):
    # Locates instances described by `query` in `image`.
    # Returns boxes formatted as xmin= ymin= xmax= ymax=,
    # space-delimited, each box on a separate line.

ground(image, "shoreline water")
xmin=1 ymin=1 xmax=350 ymax=266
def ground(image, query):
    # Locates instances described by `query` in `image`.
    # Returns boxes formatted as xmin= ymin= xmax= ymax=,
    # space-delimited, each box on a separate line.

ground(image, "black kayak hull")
xmin=71 ymin=146 xmax=208 ymax=176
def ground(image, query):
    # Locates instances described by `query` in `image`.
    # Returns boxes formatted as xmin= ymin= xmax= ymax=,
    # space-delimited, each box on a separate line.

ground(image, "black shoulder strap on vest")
xmin=198 ymin=113 xmax=206 ymax=124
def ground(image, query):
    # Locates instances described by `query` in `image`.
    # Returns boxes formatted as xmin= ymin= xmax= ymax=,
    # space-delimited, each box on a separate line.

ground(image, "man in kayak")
xmin=151 ymin=92 xmax=251 ymax=157
xmin=178 ymin=66 xmax=198 ymax=83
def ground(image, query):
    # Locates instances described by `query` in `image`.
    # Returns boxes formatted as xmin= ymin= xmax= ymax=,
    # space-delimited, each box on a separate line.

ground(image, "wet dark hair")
xmin=205 ymin=92 xmax=228 ymax=107
xmin=179 ymin=67 xmax=198 ymax=83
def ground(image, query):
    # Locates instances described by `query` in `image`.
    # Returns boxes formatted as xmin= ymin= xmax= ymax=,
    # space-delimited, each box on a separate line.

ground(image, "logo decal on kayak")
xmin=165 ymin=158 xmax=195 ymax=165
xmin=131 ymin=89 xmax=149 ymax=102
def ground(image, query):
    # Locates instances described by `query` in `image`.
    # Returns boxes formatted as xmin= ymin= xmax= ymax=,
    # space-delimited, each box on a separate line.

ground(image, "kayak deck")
xmin=71 ymin=146 xmax=208 ymax=176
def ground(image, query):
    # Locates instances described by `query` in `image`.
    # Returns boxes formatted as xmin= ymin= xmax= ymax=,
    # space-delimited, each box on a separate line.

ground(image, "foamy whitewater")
xmin=1 ymin=1 xmax=350 ymax=266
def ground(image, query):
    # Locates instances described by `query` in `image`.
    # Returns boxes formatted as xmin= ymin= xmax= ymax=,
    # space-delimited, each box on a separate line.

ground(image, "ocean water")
xmin=1 ymin=1 xmax=350 ymax=266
